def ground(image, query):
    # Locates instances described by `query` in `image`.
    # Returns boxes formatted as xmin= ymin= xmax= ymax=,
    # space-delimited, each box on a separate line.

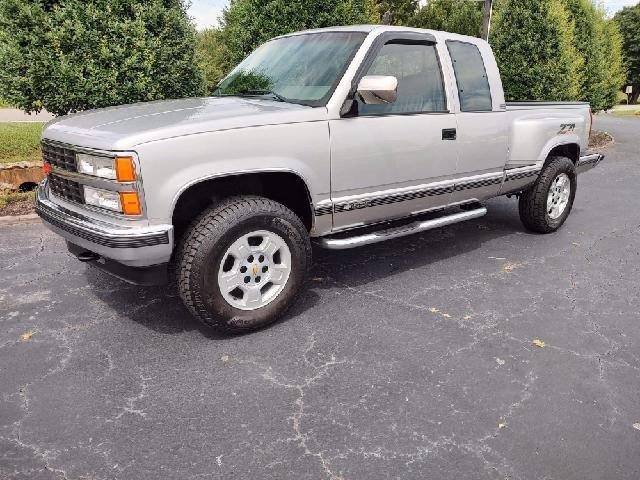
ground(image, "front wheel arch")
xmin=171 ymin=171 xmax=315 ymax=243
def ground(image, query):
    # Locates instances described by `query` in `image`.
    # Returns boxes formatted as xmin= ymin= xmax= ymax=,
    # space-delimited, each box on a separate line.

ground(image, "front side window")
xmin=214 ymin=32 xmax=366 ymax=106
xmin=446 ymin=41 xmax=493 ymax=112
xmin=358 ymin=42 xmax=447 ymax=115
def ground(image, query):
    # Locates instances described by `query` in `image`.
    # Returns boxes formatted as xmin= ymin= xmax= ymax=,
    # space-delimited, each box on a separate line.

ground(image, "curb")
xmin=0 ymin=213 xmax=40 ymax=226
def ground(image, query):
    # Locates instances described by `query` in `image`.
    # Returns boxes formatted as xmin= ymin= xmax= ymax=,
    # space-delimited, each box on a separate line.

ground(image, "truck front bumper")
xmin=35 ymin=181 xmax=173 ymax=285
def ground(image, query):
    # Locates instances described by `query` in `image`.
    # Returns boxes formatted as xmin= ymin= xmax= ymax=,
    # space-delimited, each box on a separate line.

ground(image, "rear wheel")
xmin=175 ymin=196 xmax=311 ymax=334
xmin=518 ymin=156 xmax=577 ymax=233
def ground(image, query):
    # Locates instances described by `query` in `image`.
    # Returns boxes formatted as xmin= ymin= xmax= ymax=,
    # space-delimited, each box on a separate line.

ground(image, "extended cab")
xmin=36 ymin=25 xmax=604 ymax=333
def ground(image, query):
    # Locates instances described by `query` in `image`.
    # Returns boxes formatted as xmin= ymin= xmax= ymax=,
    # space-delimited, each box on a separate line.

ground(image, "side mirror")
xmin=356 ymin=75 xmax=398 ymax=105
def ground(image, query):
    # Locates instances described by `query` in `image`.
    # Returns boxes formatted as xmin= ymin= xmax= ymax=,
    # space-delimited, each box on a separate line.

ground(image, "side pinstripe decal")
xmin=504 ymin=165 xmax=541 ymax=183
xmin=453 ymin=176 xmax=503 ymax=191
xmin=333 ymin=185 xmax=454 ymax=213
xmin=314 ymin=205 xmax=333 ymax=217
xmin=313 ymin=169 xmax=531 ymax=217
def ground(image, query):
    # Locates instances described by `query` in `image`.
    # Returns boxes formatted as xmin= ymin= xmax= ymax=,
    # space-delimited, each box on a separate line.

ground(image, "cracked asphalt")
xmin=1 ymin=114 xmax=639 ymax=480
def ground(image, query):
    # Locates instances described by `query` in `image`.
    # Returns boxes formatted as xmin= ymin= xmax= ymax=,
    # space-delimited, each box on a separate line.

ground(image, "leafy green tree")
xmin=221 ymin=0 xmax=379 ymax=67
xmin=409 ymin=0 xmax=483 ymax=37
xmin=561 ymin=0 xmax=624 ymax=111
xmin=197 ymin=28 xmax=231 ymax=94
xmin=375 ymin=0 xmax=418 ymax=25
xmin=490 ymin=0 xmax=582 ymax=101
xmin=602 ymin=18 xmax=626 ymax=109
xmin=615 ymin=3 xmax=640 ymax=104
xmin=0 ymin=0 xmax=204 ymax=115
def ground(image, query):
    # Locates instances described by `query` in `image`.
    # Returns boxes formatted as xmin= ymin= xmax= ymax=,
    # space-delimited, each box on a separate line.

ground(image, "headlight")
xmin=83 ymin=185 xmax=121 ymax=212
xmin=76 ymin=154 xmax=136 ymax=182
xmin=77 ymin=154 xmax=116 ymax=179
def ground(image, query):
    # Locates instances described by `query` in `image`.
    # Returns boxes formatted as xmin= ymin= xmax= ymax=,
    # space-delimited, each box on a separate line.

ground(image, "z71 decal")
xmin=558 ymin=123 xmax=576 ymax=135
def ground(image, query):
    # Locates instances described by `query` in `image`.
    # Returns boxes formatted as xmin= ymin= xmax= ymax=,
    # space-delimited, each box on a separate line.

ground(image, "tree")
xmin=0 ymin=0 xmax=204 ymax=115
xmin=197 ymin=28 xmax=231 ymax=94
xmin=409 ymin=0 xmax=483 ymax=37
xmin=221 ymin=0 xmax=379 ymax=67
xmin=375 ymin=0 xmax=418 ymax=25
xmin=561 ymin=0 xmax=624 ymax=111
xmin=490 ymin=0 xmax=582 ymax=101
xmin=615 ymin=3 xmax=640 ymax=104
xmin=602 ymin=18 xmax=626 ymax=109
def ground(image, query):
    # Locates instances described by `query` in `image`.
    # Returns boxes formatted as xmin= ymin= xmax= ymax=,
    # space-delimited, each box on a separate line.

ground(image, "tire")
xmin=518 ymin=156 xmax=577 ymax=233
xmin=175 ymin=196 xmax=312 ymax=334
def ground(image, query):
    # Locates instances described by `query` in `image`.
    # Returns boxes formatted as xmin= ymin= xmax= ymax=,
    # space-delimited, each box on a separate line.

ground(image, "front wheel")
xmin=175 ymin=196 xmax=312 ymax=334
xmin=518 ymin=156 xmax=577 ymax=233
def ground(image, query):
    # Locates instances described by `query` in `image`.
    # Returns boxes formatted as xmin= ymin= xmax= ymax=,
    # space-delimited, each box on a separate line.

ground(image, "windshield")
xmin=214 ymin=32 xmax=367 ymax=106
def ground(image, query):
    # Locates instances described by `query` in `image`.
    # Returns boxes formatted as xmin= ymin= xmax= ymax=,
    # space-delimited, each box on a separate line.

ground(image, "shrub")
xmin=221 ymin=0 xmax=379 ymax=67
xmin=409 ymin=0 xmax=483 ymax=37
xmin=561 ymin=0 xmax=624 ymax=111
xmin=491 ymin=0 xmax=582 ymax=101
xmin=197 ymin=28 xmax=231 ymax=94
xmin=615 ymin=3 xmax=640 ymax=104
xmin=0 ymin=0 xmax=204 ymax=116
xmin=601 ymin=16 xmax=626 ymax=110
xmin=375 ymin=0 xmax=418 ymax=25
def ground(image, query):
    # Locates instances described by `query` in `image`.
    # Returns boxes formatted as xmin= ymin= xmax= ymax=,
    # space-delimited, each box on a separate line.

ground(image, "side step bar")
xmin=576 ymin=153 xmax=604 ymax=174
xmin=317 ymin=207 xmax=487 ymax=250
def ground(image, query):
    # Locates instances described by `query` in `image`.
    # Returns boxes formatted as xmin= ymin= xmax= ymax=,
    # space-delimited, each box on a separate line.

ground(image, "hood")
xmin=43 ymin=97 xmax=326 ymax=151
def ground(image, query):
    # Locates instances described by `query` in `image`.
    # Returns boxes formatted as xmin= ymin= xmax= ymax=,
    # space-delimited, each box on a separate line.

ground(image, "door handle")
xmin=442 ymin=128 xmax=457 ymax=141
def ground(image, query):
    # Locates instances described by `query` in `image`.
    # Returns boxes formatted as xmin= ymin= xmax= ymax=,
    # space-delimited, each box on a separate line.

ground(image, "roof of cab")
xmin=274 ymin=24 xmax=486 ymax=46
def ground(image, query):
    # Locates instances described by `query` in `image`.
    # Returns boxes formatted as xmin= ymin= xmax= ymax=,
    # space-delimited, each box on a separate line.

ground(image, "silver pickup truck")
xmin=36 ymin=25 xmax=604 ymax=333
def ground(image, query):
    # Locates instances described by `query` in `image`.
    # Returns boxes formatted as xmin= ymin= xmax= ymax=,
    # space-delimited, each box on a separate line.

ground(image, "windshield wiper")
xmin=239 ymin=89 xmax=288 ymax=103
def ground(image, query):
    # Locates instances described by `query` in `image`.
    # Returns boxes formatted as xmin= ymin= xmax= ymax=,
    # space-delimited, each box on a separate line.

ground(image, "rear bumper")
xmin=35 ymin=180 xmax=173 ymax=267
xmin=576 ymin=153 xmax=604 ymax=174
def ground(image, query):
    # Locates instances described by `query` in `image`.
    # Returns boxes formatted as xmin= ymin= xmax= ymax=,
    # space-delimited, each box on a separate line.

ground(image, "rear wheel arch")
xmin=545 ymin=143 xmax=580 ymax=165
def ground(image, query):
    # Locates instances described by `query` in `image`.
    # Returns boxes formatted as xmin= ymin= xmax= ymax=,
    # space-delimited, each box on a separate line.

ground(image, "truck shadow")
xmin=309 ymin=197 xmax=524 ymax=288
xmin=84 ymin=197 xmax=525 ymax=337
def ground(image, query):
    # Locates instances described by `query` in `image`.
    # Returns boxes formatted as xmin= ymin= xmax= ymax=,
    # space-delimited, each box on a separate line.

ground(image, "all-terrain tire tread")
xmin=174 ymin=195 xmax=310 ymax=333
xmin=518 ymin=156 xmax=576 ymax=233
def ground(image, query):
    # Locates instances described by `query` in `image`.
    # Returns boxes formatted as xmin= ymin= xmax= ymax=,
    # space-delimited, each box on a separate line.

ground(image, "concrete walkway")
xmin=0 ymin=108 xmax=54 ymax=122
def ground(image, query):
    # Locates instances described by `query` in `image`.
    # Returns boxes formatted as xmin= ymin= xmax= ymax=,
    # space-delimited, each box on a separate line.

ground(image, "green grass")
xmin=0 ymin=98 xmax=12 ymax=108
xmin=0 ymin=190 xmax=33 ymax=209
xmin=610 ymin=105 xmax=640 ymax=117
xmin=0 ymin=122 xmax=44 ymax=164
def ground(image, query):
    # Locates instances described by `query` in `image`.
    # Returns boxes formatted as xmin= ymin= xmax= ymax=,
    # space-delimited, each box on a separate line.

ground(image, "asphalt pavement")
xmin=1 ymin=114 xmax=639 ymax=480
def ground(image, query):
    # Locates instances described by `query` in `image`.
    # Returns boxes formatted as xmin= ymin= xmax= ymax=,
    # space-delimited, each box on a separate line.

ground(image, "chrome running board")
xmin=576 ymin=153 xmax=604 ymax=174
xmin=317 ymin=207 xmax=487 ymax=250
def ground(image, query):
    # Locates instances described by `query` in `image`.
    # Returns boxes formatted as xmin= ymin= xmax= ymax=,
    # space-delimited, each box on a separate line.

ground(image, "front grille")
xmin=49 ymin=174 xmax=85 ymax=204
xmin=42 ymin=142 xmax=76 ymax=171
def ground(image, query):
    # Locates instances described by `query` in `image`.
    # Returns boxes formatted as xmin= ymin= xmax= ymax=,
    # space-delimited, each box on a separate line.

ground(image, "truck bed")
xmin=506 ymin=101 xmax=590 ymax=111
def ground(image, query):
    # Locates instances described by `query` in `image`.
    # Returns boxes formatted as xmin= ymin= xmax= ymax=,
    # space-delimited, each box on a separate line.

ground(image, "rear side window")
xmin=446 ymin=41 xmax=492 ymax=112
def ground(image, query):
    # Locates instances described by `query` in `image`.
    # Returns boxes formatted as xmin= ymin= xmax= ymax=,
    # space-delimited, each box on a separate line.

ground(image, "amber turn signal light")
xmin=119 ymin=192 xmax=141 ymax=216
xmin=115 ymin=156 xmax=136 ymax=182
xmin=42 ymin=162 xmax=52 ymax=175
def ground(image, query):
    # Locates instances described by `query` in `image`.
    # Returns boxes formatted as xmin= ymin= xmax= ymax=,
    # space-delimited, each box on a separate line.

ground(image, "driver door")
xmin=329 ymin=35 xmax=459 ymax=230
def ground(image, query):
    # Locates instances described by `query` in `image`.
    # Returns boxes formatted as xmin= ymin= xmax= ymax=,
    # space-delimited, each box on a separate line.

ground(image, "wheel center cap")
xmin=252 ymin=264 xmax=259 ymax=276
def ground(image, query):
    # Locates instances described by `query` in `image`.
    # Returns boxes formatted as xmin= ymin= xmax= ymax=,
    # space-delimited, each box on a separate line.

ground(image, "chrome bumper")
xmin=576 ymin=153 xmax=604 ymax=174
xmin=35 ymin=181 xmax=173 ymax=267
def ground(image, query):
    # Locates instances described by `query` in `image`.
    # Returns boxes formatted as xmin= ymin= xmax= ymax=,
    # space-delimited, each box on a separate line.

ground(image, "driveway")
xmin=0 ymin=108 xmax=54 ymax=123
xmin=1 ymin=115 xmax=639 ymax=480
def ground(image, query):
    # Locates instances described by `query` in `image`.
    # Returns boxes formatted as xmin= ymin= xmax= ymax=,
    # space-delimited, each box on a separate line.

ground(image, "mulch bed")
xmin=589 ymin=130 xmax=614 ymax=150
xmin=0 ymin=199 xmax=34 ymax=217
